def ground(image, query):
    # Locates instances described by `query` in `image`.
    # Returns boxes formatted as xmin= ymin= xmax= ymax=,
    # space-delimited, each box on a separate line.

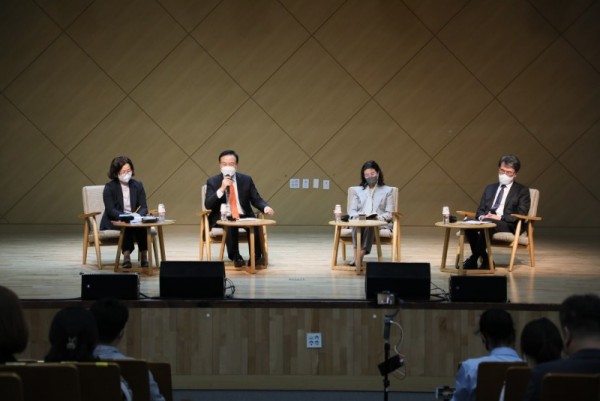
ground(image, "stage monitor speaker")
xmin=81 ymin=273 xmax=140 ymax=300
xmin=159 ymin=261 xmax=225 ymax=299
xmin=365 ymin=262 xmax=431 ymax=301
xmin=449 ymin=276 xmax=507 ymax=302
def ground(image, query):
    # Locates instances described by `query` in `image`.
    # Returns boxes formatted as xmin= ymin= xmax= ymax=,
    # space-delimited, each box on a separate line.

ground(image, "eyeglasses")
xmin=119 ymin=169 xmax=132 ymax=175
xmin=498 ymin=168 xmax=516 ymax=177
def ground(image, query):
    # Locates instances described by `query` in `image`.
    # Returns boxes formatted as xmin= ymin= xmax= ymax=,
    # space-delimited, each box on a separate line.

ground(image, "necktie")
xmin=491 ymin=184 xmax=506 ymax=211
xmin=229 ymin=184 xmax=240 ymax=219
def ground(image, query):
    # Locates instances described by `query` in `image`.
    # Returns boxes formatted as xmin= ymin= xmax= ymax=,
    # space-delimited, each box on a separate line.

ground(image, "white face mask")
xmin=221 ymin=166 xmax=236 ymax=178
xmin=119 ymin=172 xmax=132 ymax=184
xmin=498 ymin=174 xmax=513 ymax=186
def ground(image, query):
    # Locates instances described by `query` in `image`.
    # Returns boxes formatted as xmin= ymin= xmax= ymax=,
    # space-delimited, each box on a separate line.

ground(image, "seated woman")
xmin=347 ymin=160 xmax=394 ymax=267
xmin=0 ymin=285 xmax=29 ymax=363
xmin=100 ymin=156 xmax=149 ymax=268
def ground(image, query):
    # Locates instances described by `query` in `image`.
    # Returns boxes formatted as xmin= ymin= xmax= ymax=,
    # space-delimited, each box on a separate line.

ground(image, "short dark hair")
xmin=559 ymin=293 xmax=600 ymax=338
xmin=0 ymin=285 xmax=29 ymax=358
xmin=219 ymin=150 xmax=239 ymax=163
xmin=520 ymin=317 xmax=563 ymax=365
xmin=479 ymin=308 xmax=516 ymax=347
xmin=359 ymin=160 xmax=385 ymax=188
xmin=45 ymin=306 xmax=98 ymax=362
xmin=108 ymin=156 xmax=135 ymax=180
xmin=90 ymin=298 xmax=129 ymax=344
xmin=498 ymin=154 xmax=521 ymax=172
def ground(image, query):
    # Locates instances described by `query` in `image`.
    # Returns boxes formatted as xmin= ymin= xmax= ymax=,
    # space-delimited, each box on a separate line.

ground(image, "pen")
xmin=134 ymin=206 xmax=140 ymax=214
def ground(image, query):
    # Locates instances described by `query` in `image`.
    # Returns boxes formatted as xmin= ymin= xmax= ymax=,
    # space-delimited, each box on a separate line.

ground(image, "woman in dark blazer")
xmin=100 ymin=156 xmax=148 ymax=268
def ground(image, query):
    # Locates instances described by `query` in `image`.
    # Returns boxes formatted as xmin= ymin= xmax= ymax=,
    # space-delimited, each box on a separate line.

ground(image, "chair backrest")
xmin=109 ymin=359 xmax=150 ymax=401
xmin=346 ymin=186 xmax=399 ymax=214
xmin=75 ymin=362 xmax=123 ymax=401
xmin=82 ymin=185 xmax=106 ymax=226
xmin=148 ymin=362 xmax=173 ymax=401
xmin=528 ymin=188 xmax=539 ymax=217
xmin=540 ymin=373 xmax=600 ymax=401
xmin=0 ymin=363 xmax=81 ymax=401
xmin=475 ymin=361 xmax=526 ymax=401
xmin=503 ymin=366 xmax=532 ymax=401
xmin=0 ymin=372 xmax=24 ymax=401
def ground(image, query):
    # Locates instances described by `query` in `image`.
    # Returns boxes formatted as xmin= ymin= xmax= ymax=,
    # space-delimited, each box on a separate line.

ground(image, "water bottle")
xmin=334 ymin=204 xmax=342 ymax=223
xmin=220 ymin=204 xmax=227 ymax=221
xmin=442 ymin=206 xmax=450 ymax=224
xmin=158 ymin=203 xmax=166 ymax=221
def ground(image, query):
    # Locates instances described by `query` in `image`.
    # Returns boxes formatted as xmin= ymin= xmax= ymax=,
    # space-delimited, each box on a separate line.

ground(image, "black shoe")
xmin=141 ymin=260 xmax=149 ymax=268
xmin=233 ymin=257 xmax=245 ymax=268
xmin=463 ymin=256 xmax=478 ymax=269
xmin=480 ymin=259 xmax=495 ymax=269
xmin=122 ymin=260 xmax=132 ymax=268
xmin=248 ymin=257 xmax=265 ymax=266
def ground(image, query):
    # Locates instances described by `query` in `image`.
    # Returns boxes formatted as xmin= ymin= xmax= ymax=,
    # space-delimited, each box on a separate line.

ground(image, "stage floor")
xmin=1 ymin=225 xmax=599 ymax=304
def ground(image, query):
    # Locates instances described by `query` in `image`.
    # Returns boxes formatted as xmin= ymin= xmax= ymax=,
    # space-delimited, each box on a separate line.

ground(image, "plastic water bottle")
xmin=334 ymin=204 xmax=342 ymax=223
xmin=442 ymin=206 xmax=450 ymax=224
xmin=158 ymin=204 xmax=166 ymax=221
xmin=220 ymin=204 xmax=227 ymax=221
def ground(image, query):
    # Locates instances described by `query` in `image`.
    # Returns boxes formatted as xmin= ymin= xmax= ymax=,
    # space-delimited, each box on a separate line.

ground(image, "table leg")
xmin=331 ymin=226 xmax=341 ymax=269
xmin=248 ymin=228 xmax=256 ymax=274
xmin=257 ymin=226 xmax=267 ymax=269
xmin=220 ymin=227 xmax=228 ymax=261
xmin=483 ymin=228 xmax=495 ymax=273
xmin=356 ymin=228 xmax=362 ymax=274
xmin=374 ymin=228 xmax=382 ymax=262
xmin=439 ymin=228 xmax=450 ymax=272
xmin=114 ymin=229 xmax=125 ymax=272
xmin=457 ymin=229 xmax=466 ymax=275
xmin=146 ymin=227 xmax=154 ymax=276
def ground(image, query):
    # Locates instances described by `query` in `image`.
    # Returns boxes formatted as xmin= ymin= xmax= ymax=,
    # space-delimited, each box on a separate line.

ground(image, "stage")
xmin=2 ymin=225 xmax=599 ymax=303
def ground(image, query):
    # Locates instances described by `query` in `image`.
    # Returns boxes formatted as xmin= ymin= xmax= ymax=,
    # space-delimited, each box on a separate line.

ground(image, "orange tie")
xmin=229 ymin=184 xmax=240 ymax=219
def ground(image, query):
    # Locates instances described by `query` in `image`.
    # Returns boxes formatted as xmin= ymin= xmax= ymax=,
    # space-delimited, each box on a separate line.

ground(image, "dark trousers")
xmin=226 ymin=226 xmax=262 ymax=260
xmin=466 ymin=219 xmax=515 ymax=257
xmin=122 ymin=227 xmax=148 ymax=254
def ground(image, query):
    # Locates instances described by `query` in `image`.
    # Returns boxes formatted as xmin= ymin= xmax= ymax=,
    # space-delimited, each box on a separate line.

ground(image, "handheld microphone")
xmin=224 ymin=174 xmax=232 ymax=197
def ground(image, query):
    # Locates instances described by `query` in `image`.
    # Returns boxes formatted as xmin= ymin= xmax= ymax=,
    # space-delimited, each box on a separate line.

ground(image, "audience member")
xmin=0 ymin=285 xmax=29 ymax=363
xmin=450 ymin=309 xmax=522 ymax=401
xmin=523 ymin=293 xmax=600 ymax=401
xmin=90 ymin=298 xmax=166 ymax=401
xmin=521 ymin=317 xmax=563 ymax=367
xmin=45 ymin=306 xmax=98 ymax=362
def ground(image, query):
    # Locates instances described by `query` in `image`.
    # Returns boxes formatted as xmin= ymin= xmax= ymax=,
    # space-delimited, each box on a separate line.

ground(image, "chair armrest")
xmin=392 ymin=211 xmax=403 ymax=219
xmin=511 ymin=214 xmax=542 ymax=221
xmin=456 ymin=211 xmax=475 ymax=218
xmin=195 ymin=210 xmax=211 ymax=217
xmin=79 ymin=211 xmax=101 ymax=219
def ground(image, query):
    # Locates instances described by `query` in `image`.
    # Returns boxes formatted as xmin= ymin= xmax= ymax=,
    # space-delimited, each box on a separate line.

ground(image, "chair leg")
xmin=341 ymin=240 xmax=346 ymax=261
xmin=93 ymin=240 xmax=102 ymax=270
xmin=82 ymin=225 xmax=90 ymax=264
xmin=508 ymin=240 xmax=519 ymax=272
xmin=153 ymin=235 xmax=160 ymax=265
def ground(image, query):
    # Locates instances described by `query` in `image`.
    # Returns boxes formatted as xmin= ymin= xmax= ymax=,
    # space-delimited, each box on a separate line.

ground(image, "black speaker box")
xmin=159 ymin=261 xmax=225 ymax=299
xmin=449 ymin=275 xmax=507 ymax=302
xmin=81 ymin=274 xmax=140 ymax=300
xmin=365 ymin=262 xmax=431 ymax=301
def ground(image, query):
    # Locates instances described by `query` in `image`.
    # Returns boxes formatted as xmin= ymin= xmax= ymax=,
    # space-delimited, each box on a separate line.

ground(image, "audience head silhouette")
xmin=559 ymin=293 xmax=600 ymax=355
xmin=0 ymin=285 xmax=29 ymax=363
xmin=478 ymin=308 xmax=516 ymax=351
xmin=45 ymin=306 xmax=98 ymax=362
xmin=520 ymin=317 xmax=563 ymax=367
xmin=90 ymin=298 xmax=129 ymax=344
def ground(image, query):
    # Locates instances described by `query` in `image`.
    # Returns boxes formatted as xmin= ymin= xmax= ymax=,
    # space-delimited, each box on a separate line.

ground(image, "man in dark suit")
xmin=464 ymin=154 xmax=530 ymax=269
xmin=205 ymin=150 xmax=275 ymax=267
xmin=522 ymin=293 xmax=600 ymax=401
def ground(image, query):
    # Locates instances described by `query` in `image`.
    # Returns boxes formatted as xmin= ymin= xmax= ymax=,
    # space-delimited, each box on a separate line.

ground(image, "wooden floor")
xmin=1 ymin=225 xmax=599 ymax=304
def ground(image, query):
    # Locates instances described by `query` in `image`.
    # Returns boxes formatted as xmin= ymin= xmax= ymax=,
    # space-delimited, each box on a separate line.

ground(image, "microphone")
xmin=224 ymin=174 xmax=232 ymax=198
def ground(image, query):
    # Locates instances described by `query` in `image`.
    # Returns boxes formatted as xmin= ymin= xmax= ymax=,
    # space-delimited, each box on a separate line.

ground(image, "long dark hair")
xmin=359 ymin=160 xmax=385 ymax=188
xmin=45 ymin=306 xmax=99 ymax=362
xmin=0 ymin=285 xmax=29 ymax=360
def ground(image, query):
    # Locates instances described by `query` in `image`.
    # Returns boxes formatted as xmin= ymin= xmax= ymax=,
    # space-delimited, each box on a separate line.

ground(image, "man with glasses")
xmin=464 ymin=154 xmax=530 ymax=269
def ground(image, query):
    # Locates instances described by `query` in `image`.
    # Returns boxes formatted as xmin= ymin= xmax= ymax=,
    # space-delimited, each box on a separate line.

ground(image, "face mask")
xmin=221 ymin=166 xmax=236 ymax=178
xmin=119 ymin=172 xmax=132 ymax=184
xmin=498 ymin=174 xmax=513 ymax=186
xmin=365 ymin=175 xmax=378 ymax=186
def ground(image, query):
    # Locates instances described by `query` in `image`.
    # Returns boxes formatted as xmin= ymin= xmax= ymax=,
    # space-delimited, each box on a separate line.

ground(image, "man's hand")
xmin=483 ymin=213 xmax=501 ymax=221
xmin=220 ymin=176 xmax=233 ymax=193
xmin=263 ymin=206 xmax=275 ymax=216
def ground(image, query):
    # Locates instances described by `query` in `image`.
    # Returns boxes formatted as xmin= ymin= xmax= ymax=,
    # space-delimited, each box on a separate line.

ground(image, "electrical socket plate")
xmin=323 ymin=180 xmax=330 ymax=190
xmin=306 ymin=332 xmax=322 ymax=348
xmin=313 ymin=178 xmax=319 ymax=189
xmin=290 ymin=178 xmax=300 ymax=189
xmin=302 ymin=178 xmax=310 ymax=189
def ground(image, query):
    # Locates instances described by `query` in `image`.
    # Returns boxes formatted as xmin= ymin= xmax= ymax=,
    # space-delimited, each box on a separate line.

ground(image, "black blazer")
xmin=100 ymin=179 xmax=148 ymax=230
xmin=475 ymin=181 xmax=530 ymax=225
xmin=205 ymin=173 xmax=269 ymax=228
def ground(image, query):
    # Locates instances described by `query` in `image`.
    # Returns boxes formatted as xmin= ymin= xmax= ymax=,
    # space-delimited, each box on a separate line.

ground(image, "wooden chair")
xmin=503 ymin=366 xmax=532 ymax=401
xmin=0 ymin=372 xmax=24 ymax=401
xmin=75 ymin=362 xmax=123 ymax=401
xmin=79 ymin=185 xmax=159 ymax=269
xmin=475 ymin=361 xmax=526 ymax=401
xmin=108 ymin=359 xmax=150 ymax=401
xmin=457 ymin=188 xmax=542 ymax=272
xmin=148 ymin=362 xmax=173 ymax=401
xmin=541 ymin=373 xmax=600 ymax=401
xmin=198 ymin=185 xmax=267 ymax=262
xmin=0 ymin=363 xmax=81 ymax=401
xmin=338 ymin=186 xmax=402 ymax=262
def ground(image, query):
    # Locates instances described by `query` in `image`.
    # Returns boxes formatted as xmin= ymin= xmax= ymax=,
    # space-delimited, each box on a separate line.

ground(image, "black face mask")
xmin=365 ymin=176 xmax=378 ymax=186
